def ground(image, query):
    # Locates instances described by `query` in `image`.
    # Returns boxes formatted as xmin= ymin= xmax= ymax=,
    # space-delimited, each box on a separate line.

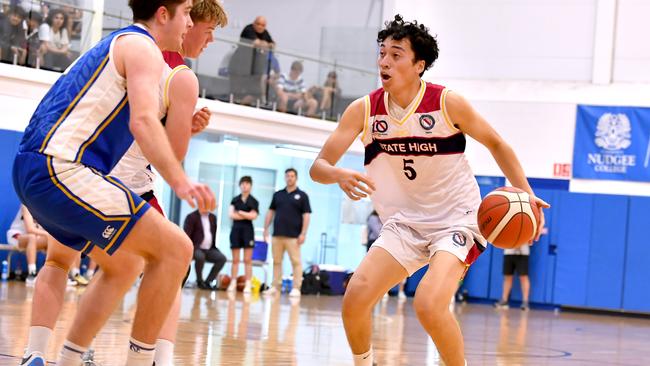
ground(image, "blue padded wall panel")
xmin=405 ymin=265 xmax=428 ymax=295
xmin=553 ymin=192 xmax=593 ymax=306
xmin=622 ymin=196 xmax=650 ymax=312
xmin=460 ymin=177 xmax=504 ymax=299
xmin=0 ymin=130 xmax=23 ymax=264
xmin=585 ymin=195 xmax=628 ymax=310
xmin=525 ymin=189 xmax=557 ymax=304
xmin=488 ymin=246 xmax=504 ymax=300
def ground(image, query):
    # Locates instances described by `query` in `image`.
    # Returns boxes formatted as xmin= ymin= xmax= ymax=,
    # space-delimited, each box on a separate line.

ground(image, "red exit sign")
xmin=553 ymin=163 xmax=571 ymax=178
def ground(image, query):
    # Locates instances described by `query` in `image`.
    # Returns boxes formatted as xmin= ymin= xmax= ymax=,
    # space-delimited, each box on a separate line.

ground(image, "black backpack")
xmin=300 ymin=265 xmax=332 ymax=295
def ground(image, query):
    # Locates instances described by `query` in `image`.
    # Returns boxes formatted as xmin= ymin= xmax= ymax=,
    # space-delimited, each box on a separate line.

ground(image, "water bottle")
xmin=281 ymin=277 xmax=288 ymax=293
xmin=1 ymin=260 xmax=8 ymax=281
xmin=286 ymin=278 xmax=293 ymax=292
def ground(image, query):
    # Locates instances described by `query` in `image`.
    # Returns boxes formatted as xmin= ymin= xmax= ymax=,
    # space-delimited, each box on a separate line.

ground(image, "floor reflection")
xmin=1 ymin=283 xmax=650 ymax=365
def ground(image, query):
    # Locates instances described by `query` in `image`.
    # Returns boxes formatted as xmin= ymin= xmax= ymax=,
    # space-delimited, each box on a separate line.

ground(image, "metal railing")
xmin=0 ymin=5 xmax=380 ymax=121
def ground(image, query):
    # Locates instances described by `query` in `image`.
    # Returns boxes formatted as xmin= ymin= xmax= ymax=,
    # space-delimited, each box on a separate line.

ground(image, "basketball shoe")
xmin=19 ymin=352 xmax=45 ymax=366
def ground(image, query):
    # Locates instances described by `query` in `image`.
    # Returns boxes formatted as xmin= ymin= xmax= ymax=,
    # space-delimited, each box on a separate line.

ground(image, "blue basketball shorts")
xmin=12 ymin=152 xmax=150 ymax=255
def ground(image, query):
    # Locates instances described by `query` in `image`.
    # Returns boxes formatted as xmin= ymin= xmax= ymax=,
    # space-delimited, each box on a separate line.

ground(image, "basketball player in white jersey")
xmin=17 ymin=2 xmax=227 ymax=365
xmin=310 ymin=15 xmax=549 ymax=366
xmin=13 ymin=1 xmax=217 ymax=366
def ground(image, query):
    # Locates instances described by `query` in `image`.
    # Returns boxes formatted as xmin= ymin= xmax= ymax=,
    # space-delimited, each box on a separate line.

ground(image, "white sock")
xmin=86 ymin=269 xmax=95 ymax=278
xmin=352 ymin=348 xmax=374 ymax=366
xmin=126 ymin=338 xmax=155 ymax=366
xmin=154 ymin=339 xmax=174 ymax=366
xmin=70 ymin=268 xmax=80 ymax=277
xmin=25 ymin=326 xmax=51 ymax=356
xmin=28 ymin=264 xmax=37 ymax=274
xmin=57 ymin=340 xmax=87 ymax=366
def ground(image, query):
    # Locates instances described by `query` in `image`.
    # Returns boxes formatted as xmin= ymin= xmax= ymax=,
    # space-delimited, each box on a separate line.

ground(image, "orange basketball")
xmin=236 ymin=275 xmax=247 ymax=292
xmin=218 ymin=274 xmax=231 ymax=290
xmin=477 ymin=187 xmax=540 ymax=249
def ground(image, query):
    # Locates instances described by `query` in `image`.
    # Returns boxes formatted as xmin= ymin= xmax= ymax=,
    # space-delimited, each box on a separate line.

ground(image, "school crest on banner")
xmin=573 ymin=105 xmax=650 ymax=182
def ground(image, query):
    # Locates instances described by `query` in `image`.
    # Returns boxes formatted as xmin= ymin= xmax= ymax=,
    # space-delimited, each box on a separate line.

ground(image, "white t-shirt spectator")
xmin=50 ymin=27 xmax=70 ymax=50
xmin=504 ymin=244 xmax=530 ymax=256
xmin=278 ymin=73 xmax=306 ymax=94
xmin=38 ymin=22 xmax=50 ymax=42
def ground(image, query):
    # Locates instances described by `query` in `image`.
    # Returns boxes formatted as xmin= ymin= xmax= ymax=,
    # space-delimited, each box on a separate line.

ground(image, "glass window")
xmin=175 ymin=135 xmax=368 ymax=283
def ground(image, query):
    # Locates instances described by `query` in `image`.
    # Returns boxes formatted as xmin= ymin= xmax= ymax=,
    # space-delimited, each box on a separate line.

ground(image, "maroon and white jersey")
xmin=360 ymin=81 xmax=484 ymax=240
xmin=109 ymin=65 xmax=190 ymax=196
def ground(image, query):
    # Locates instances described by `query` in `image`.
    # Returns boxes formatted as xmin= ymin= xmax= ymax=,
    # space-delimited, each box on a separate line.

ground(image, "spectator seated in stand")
xmin=228 ymin=16 xmax=276 ymax=106
xmin=24 ymin=11 xmax=48 ymax=67
xmin=307 ymin=71 xmax=341 ymax=118
xmin=0 ymin=7 xmax=27 ymax=64
xmin=42 ymin=8 xmax=73 ymax=71
xmin=276 ymin=61 xmax=318 ymax=117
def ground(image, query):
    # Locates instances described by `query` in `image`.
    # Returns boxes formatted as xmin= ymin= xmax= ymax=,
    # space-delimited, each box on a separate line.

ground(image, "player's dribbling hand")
xmin=336 ymin=168 xmax=375 ymax=201
xmin=531 ymin=196 xmax=550 ymax=243
xmin=174 ymin=179 xmax=216 ymax=212
xmin=191 ymin=107 xmax=211 ymax=135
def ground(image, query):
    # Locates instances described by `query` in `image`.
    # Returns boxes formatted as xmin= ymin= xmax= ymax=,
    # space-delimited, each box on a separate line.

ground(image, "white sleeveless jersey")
xmin=109 ymin=65 xmax=190 ymax=196
xmin=360 ymin=81 xmax=483 ymax=234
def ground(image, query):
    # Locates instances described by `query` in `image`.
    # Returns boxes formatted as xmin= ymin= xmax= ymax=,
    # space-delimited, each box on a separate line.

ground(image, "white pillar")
xmin=591 ymin=0 xmax=618 ymax=85
xmin=88 ymin=0 xmax=105 ymax=50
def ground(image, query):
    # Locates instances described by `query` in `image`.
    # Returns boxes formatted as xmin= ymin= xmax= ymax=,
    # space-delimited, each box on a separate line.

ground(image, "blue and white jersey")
xmin=19 ymin=24 xmax=156 ymax=174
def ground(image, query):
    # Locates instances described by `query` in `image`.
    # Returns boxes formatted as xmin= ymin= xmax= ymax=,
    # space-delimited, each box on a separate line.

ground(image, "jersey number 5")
xmin=403 ymin=159 xmax=417 ymax=180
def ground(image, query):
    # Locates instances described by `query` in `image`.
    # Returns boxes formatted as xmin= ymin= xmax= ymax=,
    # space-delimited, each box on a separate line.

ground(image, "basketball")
xmin=477 ymin=187 xmax=540 ymax=249
xmin=218 ymin=274 xmax=231 ymax=291
xmin=236 ymin=275 xmax=247 ymax=292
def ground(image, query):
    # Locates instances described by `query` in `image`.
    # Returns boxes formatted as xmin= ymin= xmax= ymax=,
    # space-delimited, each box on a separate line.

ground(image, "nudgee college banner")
xmin=573 ymin=105 xmax=650 ymax=182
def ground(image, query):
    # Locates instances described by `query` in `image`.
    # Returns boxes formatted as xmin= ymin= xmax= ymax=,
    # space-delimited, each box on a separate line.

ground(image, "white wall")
xmin=388 ymin=0 xmax=650 ymax=83
xmin=613 ymin=0 xmax=650 ymax=82
xmin=388 ymin=0 xmax=597 ymax=81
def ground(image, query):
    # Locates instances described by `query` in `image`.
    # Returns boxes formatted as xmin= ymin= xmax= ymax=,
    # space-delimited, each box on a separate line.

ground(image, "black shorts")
xmin=230 ymin=225 xmax=255 ymax=249
xmin=503 ymin=255 xmax=529 ymax=276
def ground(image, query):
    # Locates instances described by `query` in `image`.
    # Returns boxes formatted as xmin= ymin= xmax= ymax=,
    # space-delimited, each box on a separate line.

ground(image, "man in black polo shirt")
xmin=263 ymin=168 xmax=311 ymax=297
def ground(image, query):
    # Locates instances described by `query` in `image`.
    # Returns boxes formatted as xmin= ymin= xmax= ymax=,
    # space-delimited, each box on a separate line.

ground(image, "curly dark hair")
xmin=377 ymin=14 xmax=439 ymax=77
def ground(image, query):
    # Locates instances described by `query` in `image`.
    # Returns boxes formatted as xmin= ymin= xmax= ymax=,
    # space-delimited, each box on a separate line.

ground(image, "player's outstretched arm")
xmin=447 ymin=90 xmax=549 ymax=240
xmin=165 ymin=68 xmax=200 ymax=160
xmin=116 ymin=35 xmax=215 ymax=212
xmin=310 ymin=98 xmax=375 ymax=200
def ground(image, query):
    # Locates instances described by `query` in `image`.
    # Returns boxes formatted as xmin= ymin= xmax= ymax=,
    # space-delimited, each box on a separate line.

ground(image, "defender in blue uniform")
xmin=13 ymin=2 xmax=216 ymax=366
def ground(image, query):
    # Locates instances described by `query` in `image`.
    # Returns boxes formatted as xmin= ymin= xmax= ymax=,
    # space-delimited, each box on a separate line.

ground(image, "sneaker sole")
xmin=20 ymin=355 xmax=45 ymax=366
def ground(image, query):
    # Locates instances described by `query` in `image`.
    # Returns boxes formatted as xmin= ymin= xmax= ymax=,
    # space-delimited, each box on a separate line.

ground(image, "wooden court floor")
xmin=1 ymin=281 xmax=650 ymax=365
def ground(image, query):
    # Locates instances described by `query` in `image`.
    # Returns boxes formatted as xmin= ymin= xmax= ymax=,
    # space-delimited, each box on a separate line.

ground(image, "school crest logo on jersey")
xmin=419 ymin=114 xmax=435 ymax=131
xmin=372 ymin=120 xmax=388 ymax=135
xmin=452 ymin=231 xmax=467 ymax=247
